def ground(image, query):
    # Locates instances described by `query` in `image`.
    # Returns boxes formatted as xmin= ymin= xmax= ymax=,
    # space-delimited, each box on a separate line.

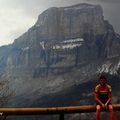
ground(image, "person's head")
xmin=99 ymin=75 xmax=107 ymax=86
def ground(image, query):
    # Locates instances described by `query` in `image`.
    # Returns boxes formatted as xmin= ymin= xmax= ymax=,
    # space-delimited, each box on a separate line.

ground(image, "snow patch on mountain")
xmin=53 ymin=38 xmax=84 ymax=49
xmin=97 ymin=60 xmax=120 ymax=74
xmin=22 ymin=47 xmax=29 ymax=51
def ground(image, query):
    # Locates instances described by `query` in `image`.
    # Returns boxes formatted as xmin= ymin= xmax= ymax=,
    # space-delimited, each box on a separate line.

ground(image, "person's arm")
xmin=105 ymin=86 xmax=112 ymax=107
xmin=105 ymin=92 xmax=112 ymax=105
xmin=95 ymin=92 xmax=104 ymax=106
xmin=95 ymin=85 xmax=105 ymax=108
xmin=105 ymin=92 xmax=112 ymax=106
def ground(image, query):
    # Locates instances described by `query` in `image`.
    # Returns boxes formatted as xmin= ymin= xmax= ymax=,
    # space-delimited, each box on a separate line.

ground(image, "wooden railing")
xmin=0 ymin=104 xmax=120 ymax=120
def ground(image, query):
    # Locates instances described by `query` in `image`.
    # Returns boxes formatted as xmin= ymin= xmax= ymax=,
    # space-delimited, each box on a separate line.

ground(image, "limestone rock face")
xmin=15 ymin=4 xmax=106 ymax=45
xmin=9 ymin=3 xmax=120 ymax=70
xmin=35 ymin=4 xmax=105 ymax=40
xmin=13 ymin=3 xmax=120 ymax=65
xmin=0 ymin=3 xmax=120 ymax=108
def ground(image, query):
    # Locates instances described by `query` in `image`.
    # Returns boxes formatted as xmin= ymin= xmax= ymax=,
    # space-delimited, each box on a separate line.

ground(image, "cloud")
xmin=0 ymin=0 xmax=120 ymax=46
xmin=0 ymin=3 xmax=36 ymax=45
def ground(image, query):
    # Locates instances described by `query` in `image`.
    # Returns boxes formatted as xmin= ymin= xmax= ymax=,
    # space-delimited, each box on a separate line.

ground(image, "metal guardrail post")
xmin=59 ymin=113 xmax=64 ymax=120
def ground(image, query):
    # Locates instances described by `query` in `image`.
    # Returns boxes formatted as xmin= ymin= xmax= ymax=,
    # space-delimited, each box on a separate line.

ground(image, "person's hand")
xmin=101 ymin=103 xmax=105 ymax=109
xmin=105 ymin=103 xmax=108 ymax=109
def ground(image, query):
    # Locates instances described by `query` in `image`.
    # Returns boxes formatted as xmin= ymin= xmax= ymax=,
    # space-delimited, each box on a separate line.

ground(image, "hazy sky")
xmin=0 ymin=0 xmax=120 ymax=46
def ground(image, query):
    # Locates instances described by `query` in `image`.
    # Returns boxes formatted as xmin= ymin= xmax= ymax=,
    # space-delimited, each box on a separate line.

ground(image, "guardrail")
xmin=0 ymin=104 xmax=120 ymax=120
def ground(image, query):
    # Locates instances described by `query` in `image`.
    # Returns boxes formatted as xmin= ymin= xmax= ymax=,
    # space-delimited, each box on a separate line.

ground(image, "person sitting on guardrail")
xmin=95 ymin=75 xmax=113 ymax=120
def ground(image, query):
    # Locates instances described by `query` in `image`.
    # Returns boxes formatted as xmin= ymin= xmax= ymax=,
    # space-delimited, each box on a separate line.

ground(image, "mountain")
xmin=0 ymin=3 xmax=120 ymax=116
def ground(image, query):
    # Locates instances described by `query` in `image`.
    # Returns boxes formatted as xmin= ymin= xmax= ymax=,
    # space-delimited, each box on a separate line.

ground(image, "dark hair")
xmin=99 ymin=75 xmax=107 ymax=80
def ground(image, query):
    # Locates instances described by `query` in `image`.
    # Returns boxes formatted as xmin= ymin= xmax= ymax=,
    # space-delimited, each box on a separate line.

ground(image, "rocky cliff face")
xmin=0 ymin=3 xmax=120 ymax=110
xmin=15 ymin=4 xmax=105 ymax=44
xmin=12 ymin=3 xmax=120 ymax=65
